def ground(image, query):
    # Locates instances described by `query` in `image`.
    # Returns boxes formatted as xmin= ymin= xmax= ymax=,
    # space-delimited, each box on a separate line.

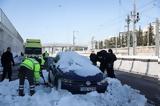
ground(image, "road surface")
xmin=115 ymin=70 xmax=160 ymax=106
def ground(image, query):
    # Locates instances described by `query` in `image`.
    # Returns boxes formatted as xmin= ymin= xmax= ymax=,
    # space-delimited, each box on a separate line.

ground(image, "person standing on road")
xmin=107 ymin=49 xmax=117 ymax=78
xmin=18 ymin=57 xmax=41 ymax=96
xmin=1 ymin=47 xmax=15 ymax=81
xmin=97 ymin=50 xmax=109 ymax=73
xmin=90 ymin=51 xmax=97 ymax=66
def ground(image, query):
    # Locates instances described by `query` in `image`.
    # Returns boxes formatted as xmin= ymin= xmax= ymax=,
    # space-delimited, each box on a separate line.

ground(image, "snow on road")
xmin=0 ymin=53 xmax=147 ymax=106
xmin=0 ymin=78 xmax=147 ymax=106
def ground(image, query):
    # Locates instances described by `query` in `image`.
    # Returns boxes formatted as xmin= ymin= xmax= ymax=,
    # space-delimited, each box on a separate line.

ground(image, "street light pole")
xmin=115 ymin=35 xmax=117 ymax=54
xmin=131 ymin=0 xmax=139 ymax=55
xmin=126 ymin=15 xmax=131 ymax=55
xmin=155 ymin=18 xmax=159 ymax=57
xmin=91 ymin=36 xmax=95 ymax=50
xmin=132 ymin=0 xmax=136 ymax=55
xmin=73 ymin=31 xmax=76 ymax=51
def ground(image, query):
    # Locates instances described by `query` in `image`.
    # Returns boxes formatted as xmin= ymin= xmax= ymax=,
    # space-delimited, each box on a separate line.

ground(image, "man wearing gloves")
xmin=18 ymin=57 xmax=41 ymax=96
xmin=1 ymin=47 xmax=15 ymax=81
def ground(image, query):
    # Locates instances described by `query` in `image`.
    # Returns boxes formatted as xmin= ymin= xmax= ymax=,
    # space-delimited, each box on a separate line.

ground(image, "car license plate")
xmin=80 ymin=87 xmax=96 ymax=91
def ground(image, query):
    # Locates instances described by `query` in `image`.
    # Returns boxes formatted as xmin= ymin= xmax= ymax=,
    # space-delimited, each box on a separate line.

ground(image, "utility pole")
xmin=91 ymin=36 xmax=95 ymax=50
xmin=147 ymin=31 xmax=149 ymax=46
xmin=73 ymin=31 xmax=76 ymax=50
xmin=126 ymin=15 xmax=131 ymax=55
xmin=119 ymin=32 xmax=123 ymax=48
xmin=115 ymin=35 xmax=117 ymax=54
xmin=131 ymin=0 xmax=140 ymax=55
xmin=155 ymin=18 xmax=159 ymax=56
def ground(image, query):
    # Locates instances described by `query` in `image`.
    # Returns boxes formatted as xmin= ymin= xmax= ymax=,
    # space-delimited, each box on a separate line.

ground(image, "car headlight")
xmin=97 ymin=78 xmax=107 ymax=85
xmin=86 ymin=81 xmax=91 ymax=86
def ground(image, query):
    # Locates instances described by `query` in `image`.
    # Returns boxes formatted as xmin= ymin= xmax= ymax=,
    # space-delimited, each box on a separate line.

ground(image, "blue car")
xmin=48 ymin=52 xmax=108 ymax=94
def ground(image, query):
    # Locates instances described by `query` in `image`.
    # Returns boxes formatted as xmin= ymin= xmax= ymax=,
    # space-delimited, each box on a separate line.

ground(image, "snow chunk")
xmin=0 ymin=78 xmax=147 ymax=106
xmin=56 ymin=51 xmax=101 ymax=77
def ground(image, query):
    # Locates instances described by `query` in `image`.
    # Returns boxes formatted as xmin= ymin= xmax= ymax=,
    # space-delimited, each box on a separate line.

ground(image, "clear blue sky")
xmin=0 ymin=0 xmax=159 ymax=44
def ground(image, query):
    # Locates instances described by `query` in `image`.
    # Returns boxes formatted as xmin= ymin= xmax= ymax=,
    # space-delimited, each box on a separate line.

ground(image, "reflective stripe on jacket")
xmin=34 ymin=63 xmax=40 ymax=83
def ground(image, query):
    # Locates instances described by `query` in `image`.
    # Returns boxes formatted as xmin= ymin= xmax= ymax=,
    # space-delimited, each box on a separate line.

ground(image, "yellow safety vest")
xmin=41 ymin=57 xmax=45 ymax=66
xmin=20 ymin=58 xmax=41 ymax=83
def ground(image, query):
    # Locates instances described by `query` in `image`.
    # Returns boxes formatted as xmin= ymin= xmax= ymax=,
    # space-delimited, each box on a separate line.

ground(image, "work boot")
xmin=30 ymin=90 xmax=35 ymax=96
xmin=19 ymin=90 xmax=25 ymax=96
xmin=35 ymin=83 xmax=40 ymax=86
xmin=1 ymin=78 xmax=4 ymax=82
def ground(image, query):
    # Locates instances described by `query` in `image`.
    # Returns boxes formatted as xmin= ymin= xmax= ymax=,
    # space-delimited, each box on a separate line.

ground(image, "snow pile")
xmin=116 ymin=55 xmax=157 ymax=60
xmin=0 ymin=66 xmax=3 ymax=72
xmin=0 ymin=60 xmax=2 ymax=73
xmin=0 ymin=78 xmax=147 ymax=106
xmin=56 ymin=51 xmax=101 ymax=77
xmin=39 ymin=70 xmax=49 ymax=83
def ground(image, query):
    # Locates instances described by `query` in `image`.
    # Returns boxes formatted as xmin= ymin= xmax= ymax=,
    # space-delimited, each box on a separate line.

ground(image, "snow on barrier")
xmin=114 ymin=56 xmax=160 ymax=79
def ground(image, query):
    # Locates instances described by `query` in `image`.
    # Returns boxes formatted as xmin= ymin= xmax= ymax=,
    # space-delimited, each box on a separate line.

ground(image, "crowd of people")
xmin=90 ymin=49 xmax=117 ymax=78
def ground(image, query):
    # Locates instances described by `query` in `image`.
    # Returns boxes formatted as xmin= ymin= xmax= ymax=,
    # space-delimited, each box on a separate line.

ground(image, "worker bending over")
xmin=18 ymin=57 xmax=41 ymax=96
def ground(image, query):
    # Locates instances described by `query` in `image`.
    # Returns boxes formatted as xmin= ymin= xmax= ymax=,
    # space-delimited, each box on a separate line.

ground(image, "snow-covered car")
xmin=48 ymin=51 xmax=108 ymax=93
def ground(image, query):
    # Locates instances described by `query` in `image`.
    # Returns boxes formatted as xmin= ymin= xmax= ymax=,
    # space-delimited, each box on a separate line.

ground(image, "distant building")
xmin=42 ymin=43 xmax=88 ymax=54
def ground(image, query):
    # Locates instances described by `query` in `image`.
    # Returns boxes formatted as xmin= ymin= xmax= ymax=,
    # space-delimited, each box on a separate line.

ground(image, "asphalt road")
xmin=115 ymin=70 xmax=160 ymax=106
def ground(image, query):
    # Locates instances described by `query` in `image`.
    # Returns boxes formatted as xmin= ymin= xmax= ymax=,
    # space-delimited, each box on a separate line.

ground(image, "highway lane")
xmin=115 ymin=70 xmax=160 ymax=106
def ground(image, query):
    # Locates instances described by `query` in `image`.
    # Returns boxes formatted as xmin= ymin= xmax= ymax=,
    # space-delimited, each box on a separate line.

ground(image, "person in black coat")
xmin=97 ymin=50 xmax=109 ymax=73
xmin=107 ymin=49 xmax=117 ymax=78
xmin=1 ymin=47 xmax=15 ymax=81
xmin=89 ymin=51 xmax=97 ymax=66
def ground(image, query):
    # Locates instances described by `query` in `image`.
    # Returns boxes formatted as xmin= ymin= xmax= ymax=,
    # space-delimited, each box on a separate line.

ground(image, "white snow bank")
xmin=56 ymin=51 xmax=101 ymax=77
xmin=39 ymin=70 xmax=49 ymax=83
xmin=0 ymin=78 xmax=147 ymax=106
xmin=14 ymin=56 xmax=24 ymax=64
xmin=117 ymin=55 xmax=157 ymax=60
xmin=0 ymin=67 xmax=2 ymax=71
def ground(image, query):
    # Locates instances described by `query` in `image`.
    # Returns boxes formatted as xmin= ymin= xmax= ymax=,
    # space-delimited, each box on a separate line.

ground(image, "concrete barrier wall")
xmin=114 ymin=59 xmax=122 ymax=70
xmin=114 ymin=57 xmax=160 ymax=79
xmin=0 ymin=23 xmax=24 ymax=56
xmin=148 ymin=62 xmax=160 ymax=78
xmin=76 ymin=52 xmax=160 ymax=79
xmin=0 ymin=9 xmax=24 ymax=56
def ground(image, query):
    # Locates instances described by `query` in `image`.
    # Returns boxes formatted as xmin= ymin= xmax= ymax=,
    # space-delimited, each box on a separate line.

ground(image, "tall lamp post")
xmin=131 ymin=0 xmax=140 ymax=55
